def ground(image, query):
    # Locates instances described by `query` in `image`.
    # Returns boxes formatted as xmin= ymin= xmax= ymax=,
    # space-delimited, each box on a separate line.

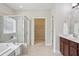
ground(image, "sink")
xmin=69 ymin=33 xmax=79 ymax=38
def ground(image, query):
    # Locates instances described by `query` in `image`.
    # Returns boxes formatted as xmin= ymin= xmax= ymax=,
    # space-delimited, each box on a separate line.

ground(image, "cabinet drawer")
xmin=60 ymin=37 xmax=69 ymax=44
xmin=70 ymin=41 xmax=77 ymax=49
xmin=64 ymin=39 xmax=69 ymax=44
xmin=60 ymin=37 xmax=64 ymax=41
xmin=60 ymin=37 xmax=64 ymax=40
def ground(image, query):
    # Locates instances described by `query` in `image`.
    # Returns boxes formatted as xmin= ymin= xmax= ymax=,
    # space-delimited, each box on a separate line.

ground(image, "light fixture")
xmin=19 ymin=5 xmax=23 ymax=8
xmin=72 ymin=3 xmax=79 ymax=8
xmin=72 ymin=3 xmax=77 ymax=7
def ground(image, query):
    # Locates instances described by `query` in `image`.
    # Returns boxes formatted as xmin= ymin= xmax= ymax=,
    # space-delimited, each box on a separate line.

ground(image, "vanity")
xmin=60 ymin=35 xmax=79 ymax=56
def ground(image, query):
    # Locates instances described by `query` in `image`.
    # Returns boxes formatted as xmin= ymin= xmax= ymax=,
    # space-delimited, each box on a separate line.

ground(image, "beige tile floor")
xmin=22 ymin=42 xmax=62 ymax=56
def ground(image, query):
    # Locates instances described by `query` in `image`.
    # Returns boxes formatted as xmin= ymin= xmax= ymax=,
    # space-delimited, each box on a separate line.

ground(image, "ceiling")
xmin=4 ymin=3 xmax=54 ymax=11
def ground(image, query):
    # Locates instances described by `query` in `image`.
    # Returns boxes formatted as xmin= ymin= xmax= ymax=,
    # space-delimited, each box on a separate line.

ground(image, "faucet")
xmin=73 ymin=33 xmax=78 ymax=37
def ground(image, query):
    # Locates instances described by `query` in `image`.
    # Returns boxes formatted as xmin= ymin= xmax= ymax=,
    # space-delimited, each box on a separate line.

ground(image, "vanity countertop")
xmin=60 ymin=34 xmax=79 ymax=43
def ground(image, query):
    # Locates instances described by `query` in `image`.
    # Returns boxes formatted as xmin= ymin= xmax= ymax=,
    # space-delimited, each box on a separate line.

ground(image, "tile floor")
xmin=22 ymin=42 xmax=62 ymax=56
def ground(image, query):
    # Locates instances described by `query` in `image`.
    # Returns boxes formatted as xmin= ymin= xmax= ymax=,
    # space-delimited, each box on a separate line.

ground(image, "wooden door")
xmin=35 ymin=18 xmax=45 ymax=44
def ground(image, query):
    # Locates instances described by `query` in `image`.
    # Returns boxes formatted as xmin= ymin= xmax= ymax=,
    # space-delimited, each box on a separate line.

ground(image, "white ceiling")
xmin=4 ymin=3 xmax=54 ymax=11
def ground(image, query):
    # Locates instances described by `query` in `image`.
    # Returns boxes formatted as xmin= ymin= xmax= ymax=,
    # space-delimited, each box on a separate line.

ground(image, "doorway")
xmin=34 ymin=18 xmax=45 ymax=44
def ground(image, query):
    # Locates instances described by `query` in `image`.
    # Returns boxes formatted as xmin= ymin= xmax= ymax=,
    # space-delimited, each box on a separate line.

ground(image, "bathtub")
xmin=0 ymin=43 xmax=22 ymax=56
xmin=0 ymin=43 xmax=11 ymax=56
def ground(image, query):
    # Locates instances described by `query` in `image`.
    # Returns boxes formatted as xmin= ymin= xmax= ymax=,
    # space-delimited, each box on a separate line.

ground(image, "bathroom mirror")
xmin=0 ymin=16 xmax=17 ymax=43
xmin=70 ymin=6 xmax=79 ymax=38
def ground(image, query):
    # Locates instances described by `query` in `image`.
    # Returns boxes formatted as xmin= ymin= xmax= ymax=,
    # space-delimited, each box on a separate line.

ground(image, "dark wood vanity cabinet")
xmin=60 ymin=37 xmax=69 ymax=56
xmin=60 ymin=37 xmax=64 ymax=55
xmin=77 ymin=44 xmax=79 ymax=56
xmin=70 ymin=41 xmax=77 ymax=56
xmin=63 ymin=39 xmax=69 ymax=56
xmin=60 ymin=37 xmax=78 ymax=56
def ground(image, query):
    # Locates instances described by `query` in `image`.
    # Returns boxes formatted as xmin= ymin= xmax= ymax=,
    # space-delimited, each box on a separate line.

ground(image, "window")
xmin=3 ymin=16 xmax=16 ymax=34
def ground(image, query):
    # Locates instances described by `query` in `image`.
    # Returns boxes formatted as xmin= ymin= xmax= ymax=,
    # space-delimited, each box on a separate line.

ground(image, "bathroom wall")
xmin=16 ymin=16 xmax=24 ymax=43
xmin=51 ymin=3 xmax=72 ymax=53
xmin=0 ymin=16 xmax=16 ymax=43
xmin=0 ymin=16 xmax=4 ymax=42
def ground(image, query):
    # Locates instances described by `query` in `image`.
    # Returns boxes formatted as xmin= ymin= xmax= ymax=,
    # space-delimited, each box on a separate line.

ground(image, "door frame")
xmin=24 ymin=16 xmax=31 ymax=46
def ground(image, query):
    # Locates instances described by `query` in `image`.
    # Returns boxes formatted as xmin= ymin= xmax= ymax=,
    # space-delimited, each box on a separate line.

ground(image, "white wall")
xmin=0 ymin=16 xmax=16 ymax=42
xmin=52 ymin=3 xmax=72 ymax=53
xmin=16 ymin=10 xmax=52 ymax=46
xmin=16 ymin=16 xmax=24 ymax=43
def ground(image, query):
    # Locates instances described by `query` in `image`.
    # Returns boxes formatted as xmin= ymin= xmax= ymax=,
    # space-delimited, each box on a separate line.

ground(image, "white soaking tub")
xmin=0 ymin=43 xmax=11 ymax=56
